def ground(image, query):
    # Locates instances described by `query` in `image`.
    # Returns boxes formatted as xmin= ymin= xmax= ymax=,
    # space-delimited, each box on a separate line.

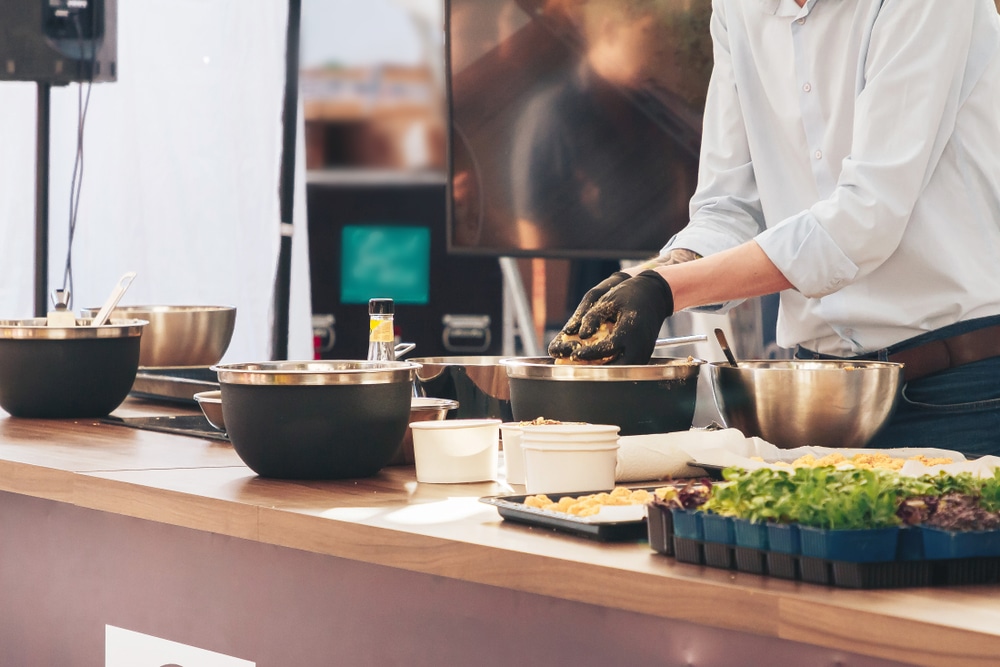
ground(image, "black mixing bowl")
xmin=0 ymin=318 xmax=146 ymax=418
xmin=500 ymin=356 xmax=703 ymax=436
xmin=213 ymin=360 xmax=421 ymax=480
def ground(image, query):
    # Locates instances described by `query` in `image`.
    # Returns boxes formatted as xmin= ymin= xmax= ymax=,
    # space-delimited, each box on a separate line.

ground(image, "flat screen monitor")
xmin=446 ymin=0 xmax=713 ymax=259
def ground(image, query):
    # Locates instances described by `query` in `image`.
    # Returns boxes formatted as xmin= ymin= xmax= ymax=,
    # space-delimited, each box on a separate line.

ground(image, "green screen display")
xmin=340 ymin=225 xmax=431 ymax=305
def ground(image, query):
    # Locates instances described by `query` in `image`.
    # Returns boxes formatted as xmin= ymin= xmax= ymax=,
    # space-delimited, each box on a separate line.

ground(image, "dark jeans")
xmin=796 ymin=316 xmax=1000 ymax=458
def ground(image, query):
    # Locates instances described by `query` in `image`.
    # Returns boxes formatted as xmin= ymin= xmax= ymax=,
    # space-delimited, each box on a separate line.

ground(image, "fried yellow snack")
xmin=523 ymin=494 xmax=552 ymax=509
xmin=522 ymin=486 xmax=670 ymax=517
xmin=786 ymin=451 xmax=953 ymax=470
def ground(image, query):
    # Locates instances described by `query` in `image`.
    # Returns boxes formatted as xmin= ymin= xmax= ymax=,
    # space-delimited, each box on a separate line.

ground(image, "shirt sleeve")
xmin=756 ymin=1 xmax=981 ymax=298
xmin=665 ymin=0 xmax=766 ymax=258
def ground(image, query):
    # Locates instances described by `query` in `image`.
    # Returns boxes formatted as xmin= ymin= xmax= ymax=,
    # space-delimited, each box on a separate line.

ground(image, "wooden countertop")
xmin=1 ymin=399 xmax=999 ymax=667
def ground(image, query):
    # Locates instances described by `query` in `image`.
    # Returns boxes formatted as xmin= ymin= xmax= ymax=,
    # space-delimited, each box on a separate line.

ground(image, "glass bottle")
xmin=367 ymin=298 xmax=395 ymax=361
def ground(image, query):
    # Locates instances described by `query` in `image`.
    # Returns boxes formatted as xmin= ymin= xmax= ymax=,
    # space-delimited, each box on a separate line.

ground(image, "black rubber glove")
xmin=547 ymin=271 xmax=631 ymax=358
xmin=574 ymin=270 xmax=675 ymax=365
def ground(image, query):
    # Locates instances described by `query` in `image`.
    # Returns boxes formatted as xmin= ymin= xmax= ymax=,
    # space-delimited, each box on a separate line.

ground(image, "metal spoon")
xmin=92 ymin=272 xmax=137 ymax=326
xmin=714 ymin=328 xmax=739 ymax=367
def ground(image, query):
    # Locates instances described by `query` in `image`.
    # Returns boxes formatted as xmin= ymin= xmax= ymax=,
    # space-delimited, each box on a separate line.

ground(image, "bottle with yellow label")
xmin=367 ymin=298 xmax=395 ymax=361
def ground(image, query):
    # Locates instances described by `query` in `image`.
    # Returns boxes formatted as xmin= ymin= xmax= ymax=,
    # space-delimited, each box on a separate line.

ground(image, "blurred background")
xmin=11 ymin=0 xmax=962 ymax=365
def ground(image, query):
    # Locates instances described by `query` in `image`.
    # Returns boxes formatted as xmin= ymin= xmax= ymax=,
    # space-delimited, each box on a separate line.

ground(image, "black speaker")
xmin=0 ymin=0 xmax=117 ymax=84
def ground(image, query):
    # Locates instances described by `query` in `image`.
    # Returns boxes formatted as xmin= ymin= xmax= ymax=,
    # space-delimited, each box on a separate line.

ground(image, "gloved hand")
xmin=547 ymin=271 xmax=631 ymax=358
xmin=574 ymin=270 xmax=675 ymax=365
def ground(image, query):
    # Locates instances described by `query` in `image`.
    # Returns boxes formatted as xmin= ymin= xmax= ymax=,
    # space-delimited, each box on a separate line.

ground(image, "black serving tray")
xmin=479 ymin=488 xmax=659 ymax=542
xmin=687 ymin=462 xmax=726 ymax=480
xmin=102 ymin=414 xmax=230 ymax=442
xmin=130 ymin=366 xmax=220 ymax=404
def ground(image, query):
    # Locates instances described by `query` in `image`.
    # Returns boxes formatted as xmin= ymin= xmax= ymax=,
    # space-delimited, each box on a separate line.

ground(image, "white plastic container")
xmin=410 ymin=419 xmax=501 ymax=483
xmin=520 ymin=424 xmax=620 ymax=494
xmin=499 ymin=422 xmax=526 ymax=484
xmin=502 ymin=420 xmax=588 ymax=485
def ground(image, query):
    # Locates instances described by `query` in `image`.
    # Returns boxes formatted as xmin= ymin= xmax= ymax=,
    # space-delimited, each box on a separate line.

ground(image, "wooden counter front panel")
xmin=0 ymin=492 xmax=913 ymax=667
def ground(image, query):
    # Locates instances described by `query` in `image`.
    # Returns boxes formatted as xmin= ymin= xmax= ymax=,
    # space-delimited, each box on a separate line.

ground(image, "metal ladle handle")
xmin=654 ymin=334 xmax=708 ymax=348
xmin=714 ymin=328 xmax=739 ymax=367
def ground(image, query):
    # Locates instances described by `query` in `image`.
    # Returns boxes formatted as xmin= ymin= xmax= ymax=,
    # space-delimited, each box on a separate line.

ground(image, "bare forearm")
xmin=626 ymin=242 xmax=792 ymax=311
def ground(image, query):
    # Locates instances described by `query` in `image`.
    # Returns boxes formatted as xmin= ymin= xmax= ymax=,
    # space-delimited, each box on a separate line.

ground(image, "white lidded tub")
xmin=520 ymin=423 xmax=620 ymax=494
xmin=410 ymin=418 xmax=501 ymax=483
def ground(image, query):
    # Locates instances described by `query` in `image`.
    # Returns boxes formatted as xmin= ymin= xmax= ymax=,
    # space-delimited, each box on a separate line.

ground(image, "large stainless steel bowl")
xmin=500 ymin=357 xmax=703 ymax=436
xmin=82 ymin=305 xmax=236 ymax=367
xmin=709 ymin=360 xmax=904 ymax=449
xmin=0 ymin=318 xmax=146 ymax=418
xmin=213 ymin=360 xmax=421 ymax=479
xmin=411 ymin=356 xmax=512 ymax=421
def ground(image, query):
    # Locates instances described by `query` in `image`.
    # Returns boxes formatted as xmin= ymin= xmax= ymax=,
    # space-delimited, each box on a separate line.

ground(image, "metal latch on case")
xmin=441 ymin=314 xmax=491 ymax=353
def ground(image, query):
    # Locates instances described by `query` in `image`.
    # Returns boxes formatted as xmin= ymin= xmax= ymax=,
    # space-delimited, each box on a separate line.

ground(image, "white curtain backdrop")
xmin=0 ymin=0 xmax=313 ymax=363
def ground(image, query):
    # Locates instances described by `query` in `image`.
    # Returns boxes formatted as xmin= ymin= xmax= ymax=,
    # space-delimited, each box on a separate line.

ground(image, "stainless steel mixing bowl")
xmin=83 ymin=305 xmax=236 ymax=367
xmin=708 ymin=360 xmax=904 ymax=449
xmin=411 ymin=356 xmax=512 ymax=421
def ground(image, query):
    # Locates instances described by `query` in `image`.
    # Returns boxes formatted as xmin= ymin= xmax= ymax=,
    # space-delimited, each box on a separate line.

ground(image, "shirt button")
xmin=797 ymin=18 xmax=806 ymax=24
xmin=814 ymin=150 xmax=823 ymax=160
xmin=803 ymin=82 xmax=812 ymax=93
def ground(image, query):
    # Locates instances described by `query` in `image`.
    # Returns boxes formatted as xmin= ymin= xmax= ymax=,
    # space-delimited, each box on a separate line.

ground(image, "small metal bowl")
xmin=193 ymin=390 xmax=225 ymax=432
xmin=709 ymin=360 xmax=904 ymax=449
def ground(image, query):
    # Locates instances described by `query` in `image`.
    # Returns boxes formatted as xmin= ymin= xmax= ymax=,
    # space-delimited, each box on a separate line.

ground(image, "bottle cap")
xmin=369 ymin=298 xmax=394 ymax=315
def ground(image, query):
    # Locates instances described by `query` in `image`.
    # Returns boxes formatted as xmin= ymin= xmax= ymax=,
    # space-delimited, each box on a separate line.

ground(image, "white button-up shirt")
xmin=667 ymin=0 xmax=1000 ymax=355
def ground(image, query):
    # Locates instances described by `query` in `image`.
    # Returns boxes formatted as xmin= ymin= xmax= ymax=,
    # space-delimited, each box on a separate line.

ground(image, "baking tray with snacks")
xmin=479 ymin=486 xmax=677 ymax=542
xmin=687 ymin=446 xmax=967 ymax=481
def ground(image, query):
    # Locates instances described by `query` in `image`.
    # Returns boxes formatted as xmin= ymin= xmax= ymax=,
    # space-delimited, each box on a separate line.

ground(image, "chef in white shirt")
xmin=549 ymin=0 xmax=1000 ymax=457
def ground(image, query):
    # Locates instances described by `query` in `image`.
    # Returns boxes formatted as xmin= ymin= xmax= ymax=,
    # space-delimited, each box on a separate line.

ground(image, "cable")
xmin=61 ymin=7 xmax=96 ymax=309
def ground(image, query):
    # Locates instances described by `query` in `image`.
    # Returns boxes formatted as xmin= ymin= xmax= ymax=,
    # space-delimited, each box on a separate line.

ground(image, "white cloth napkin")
xmin=614 ymin=428 xmax=749 ymax=482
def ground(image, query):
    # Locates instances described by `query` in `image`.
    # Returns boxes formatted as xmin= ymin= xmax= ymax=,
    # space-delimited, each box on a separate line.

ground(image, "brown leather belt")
xmin=889 ymin=323 xmax=1000 ymax=383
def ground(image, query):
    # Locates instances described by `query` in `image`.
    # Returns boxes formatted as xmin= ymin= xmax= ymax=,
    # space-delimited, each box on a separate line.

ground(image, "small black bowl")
xmin=0 ymin=318 xmax=146 ymax=418
xmin=213 ymin=360 xmax=421 ymax=480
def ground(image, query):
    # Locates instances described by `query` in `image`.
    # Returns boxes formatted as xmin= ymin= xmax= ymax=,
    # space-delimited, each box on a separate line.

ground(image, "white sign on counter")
xmin=106 ymin=626 xmax=254 ymax=667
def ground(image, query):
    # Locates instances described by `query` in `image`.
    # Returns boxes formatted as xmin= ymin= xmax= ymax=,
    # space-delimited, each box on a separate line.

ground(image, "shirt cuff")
xmin=755 ymin=212 xmax=859 ymax=298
